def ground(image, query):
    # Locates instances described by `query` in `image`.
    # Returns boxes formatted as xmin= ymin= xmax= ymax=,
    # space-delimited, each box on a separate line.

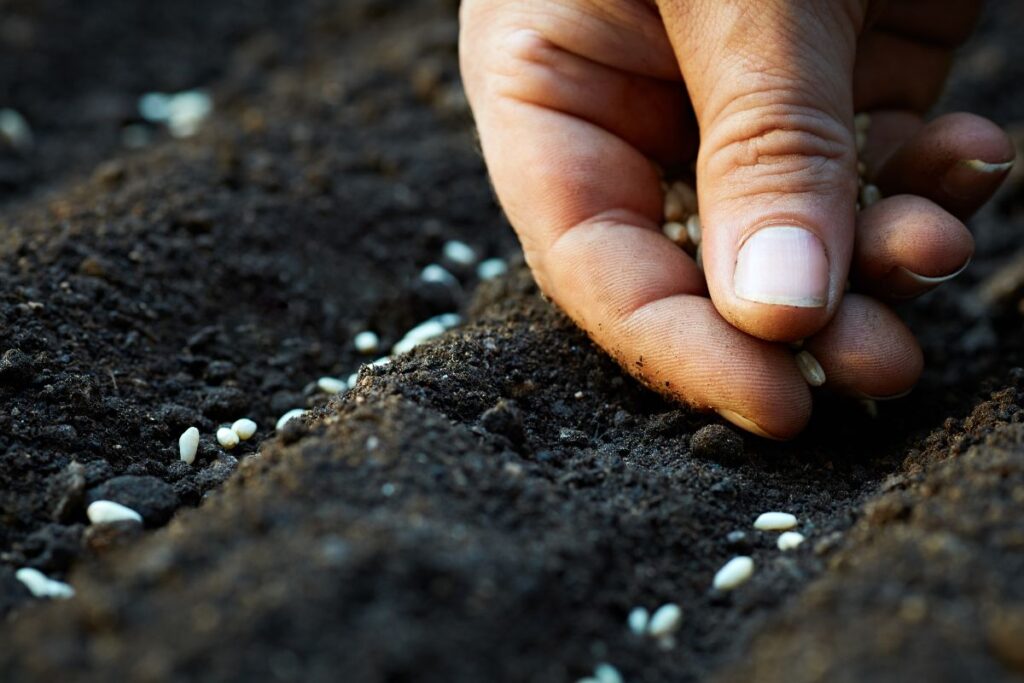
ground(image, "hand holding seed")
xmin=460 ymin=0 xmax=1015 ymax=437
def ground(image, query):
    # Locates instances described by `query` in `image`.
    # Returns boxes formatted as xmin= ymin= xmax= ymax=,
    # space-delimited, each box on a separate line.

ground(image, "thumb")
xmin=659 ymin=0 xmax=862 ymax=341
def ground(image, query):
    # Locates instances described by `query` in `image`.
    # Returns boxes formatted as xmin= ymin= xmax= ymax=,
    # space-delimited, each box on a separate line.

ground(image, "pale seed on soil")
xmin=663 ymin=188 xmax=685 ymax=222
xmin=15 ymin=567 xmax=74 ymax=599
xmin=87 ymin=500 xmax=144 ymax=525
xmin=0 ymin=108 xmax=33 ymax=151
xmin=317 ymin=376 xmax=348 ymax=394
xmin=754 ymin=511 xmax=798 ymax=531
xmin=627 ymin=606 xmax=650 ymax=635
xmin=647 ymin=602 xmax=683 ymax=637
xmin=392 ymin=319 xmax=447 ymax=355
xmin=593 ymin=663 xmax=624 ymax=683
xmin=353 ymin=331 xmax=380 ymax=354
xmin=276 ymin=409 xmax=306 ymax=431
xmin=179 ymin=426 xmax=200 ymax=465
xmin=216 ymin=427 xmax=239 ymax=449
xmin=795 ymin=350 xmax=826 ymax=387
xmin=420 ymin=263 xmax=458 ymax=287
xmin=477 ymin=257 xmax=508 ymax=280
xmin=777 ymin=531 xmax=806 ymax=551
xmin=231 ymin=418 xmax=257 ymax=440
xmin=713 ymin=556 xmax=754 ymax=591
xmin=442 ymin=240 xmax=477 ymax=266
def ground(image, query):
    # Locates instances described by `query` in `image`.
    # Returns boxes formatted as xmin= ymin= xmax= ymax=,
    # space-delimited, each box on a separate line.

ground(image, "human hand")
xmin=459 ymin=0 xmax=1015 ymax=438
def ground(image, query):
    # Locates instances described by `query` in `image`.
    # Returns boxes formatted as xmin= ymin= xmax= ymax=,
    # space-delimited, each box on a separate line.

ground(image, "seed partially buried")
xmin=753 ymin=511 xmax=798 ymax=531
xmin=179 ymin=426 xmax=200 ymax=465
xmin=15 ymin=567 xmax=74 ymax=599
xmin=87 ymin=500 xmax=144 ymax=525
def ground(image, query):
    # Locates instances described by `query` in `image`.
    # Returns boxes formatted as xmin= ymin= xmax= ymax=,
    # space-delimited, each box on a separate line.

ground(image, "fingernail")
xmin=888 ymin=258 xmax=971 ymax=298
xmin=715 ymin=408 xmax=779 ymax=440
xmin=734 ymin=226 xmax=829 ymax=307
xmin=942 ymin=158 xmax=1015 ymax=199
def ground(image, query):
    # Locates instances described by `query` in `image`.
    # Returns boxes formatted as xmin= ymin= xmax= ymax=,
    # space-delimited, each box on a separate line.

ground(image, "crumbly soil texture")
xmin=1 ymin=1 xmax=1024 ymax=681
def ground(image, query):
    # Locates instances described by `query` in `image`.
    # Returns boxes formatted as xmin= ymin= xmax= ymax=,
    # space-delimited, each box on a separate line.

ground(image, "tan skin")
xmin=460 ymin=0 xmax=1016 ymax=438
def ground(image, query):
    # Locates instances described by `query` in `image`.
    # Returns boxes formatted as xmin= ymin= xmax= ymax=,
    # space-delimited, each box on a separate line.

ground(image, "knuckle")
xmin=701 ymin=97 xmax=855 ymax=199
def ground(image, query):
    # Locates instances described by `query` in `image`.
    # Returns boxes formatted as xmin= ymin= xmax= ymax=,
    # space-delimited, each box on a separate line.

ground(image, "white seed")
xmin=347 ymin=372 xmax=359 ymax=389
xmin=0 ymin=108 xmax=33 ymax=151
xmin=167 ymin=90 xmax=212 ymax=138
xmin=476 ymin=257 xmax=508 ymax=280
xmin=392 ymin=319 xmax=447 ymax=355
xmin=671 ymin=180 xmax=698 ymax=214
xmin=860 ymin=183 xmax=882 ymax=207
xmin=317 ymin=376 xmax=348 ymax=394
xmin=276 ymin=409 xmax=306 ymax=431
xmin=686 ymin=214 xmax=702 ymax=246
xmin=795 ymin=350 xmax=826 ymax=387
xmin=15 ymin=568 xmax=74 ymax=599
xmin=139 ymin=92 xmax=172 ymax=121
xmin=216 ymin=427 xmax=239 ymax=449
xmin=777 ymin=531 xmax=806 ymax=551
xmin=442 ymin=240 xmax=477 ymax=266
xmin=647 ymin=603 xmax=683 ymax=637
xmin=854 ymin=112 xmax=871 ymax=133
xmin=353 ymin=331 xmax=380 ymax=354
xmin=179 ymin=426 xmax=200 ymax=465
xmin=370 ymin=356 xmax=391 ymax=367
xmin=594 ymin=663 xmax=624 ymax=683
xmin=421 ymin=263 xmax=458 ymax=287
xmin=662 ymin=221 xmax=688 ymax=245
xmin=663 ymin=188 xmax=685 ymax=222
xmin=713 ymin=556 xmax=754 ymax=591
xmin=627 ymin=606 xmax=650 ymax=635
xmin=855 ymin=129 xmax=867 ymax=154
xmin=433 ymin=312 xmax=462 ymax=329
xmin=231 ymin=418 xmax=258 ymax=440
xmin=754 ymin=512 xmax=799 ymax=531
xmin=576 ymin=679 xmax=600 ymax=683
xmin=87 ymin=500 xmax=143 ymax=525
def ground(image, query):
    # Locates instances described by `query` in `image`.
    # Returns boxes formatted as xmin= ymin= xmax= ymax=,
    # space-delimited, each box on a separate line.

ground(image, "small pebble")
xmin=276 ymin=409 xmax=306 ymax=431
xmin=231 ymin=418 xmax=257 ymax=440
xmin=647 ymin=603 xmax=683 ymax=637
xmin=476 ymin=257 xmax=508 ymax=280
xmin=442 ymin=240 xmax=477 ymax=266
xmin=317 ymin=376 xmax=348 ymax=394
xmin=15 ymin=568 xmax=74 ymax=599
xmin=179 ymin=426 xmax=200 ymax=465
xmin=353 ymin=331 xmax=380 ymax=354
xmin=777 ymin=531 xmax=806 ymax=551
xmin=594 ymin=663 xmax=624 ymax=683
xmin=0 ymin=108 xmax=33 ymax=151
xmin=754 ymin=511 xmax=798 ymax=531
xmin=713 ymin=556 xmax=755 ymax=591
xmin=795 ymin=350 xmax=826 ymax=387
xmin=86 ymin=500 xmax=143 ymax=525
xmin=216 ymin=427 xmax=239 ymax=449
xmin=420 ymin=263 xmax=458 ymax=287
xmin=627 ymin=606 xmax=650 ymax=635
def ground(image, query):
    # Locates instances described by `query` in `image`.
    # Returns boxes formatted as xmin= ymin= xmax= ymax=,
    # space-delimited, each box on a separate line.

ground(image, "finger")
xmin=461 ymin=3 xmax=813 ymax=438
xmin=872 ymin=113 xmax=1016 ymax=219
xmin=657 ymin=0 xmax=862 ymax=342
xmin=851 ymin=194 xmax=973 ymax=299
xmin=804 ymin=293 xmax=923 ymax=399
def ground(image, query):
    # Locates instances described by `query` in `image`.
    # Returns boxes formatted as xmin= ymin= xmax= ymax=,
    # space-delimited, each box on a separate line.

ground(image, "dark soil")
xmin=0 ymin=1 xmax=1023 ymax=681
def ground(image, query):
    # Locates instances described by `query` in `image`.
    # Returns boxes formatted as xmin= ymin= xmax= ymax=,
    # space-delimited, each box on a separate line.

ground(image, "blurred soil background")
xmin=0 ymin=0 xmax=1023 ymax=681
